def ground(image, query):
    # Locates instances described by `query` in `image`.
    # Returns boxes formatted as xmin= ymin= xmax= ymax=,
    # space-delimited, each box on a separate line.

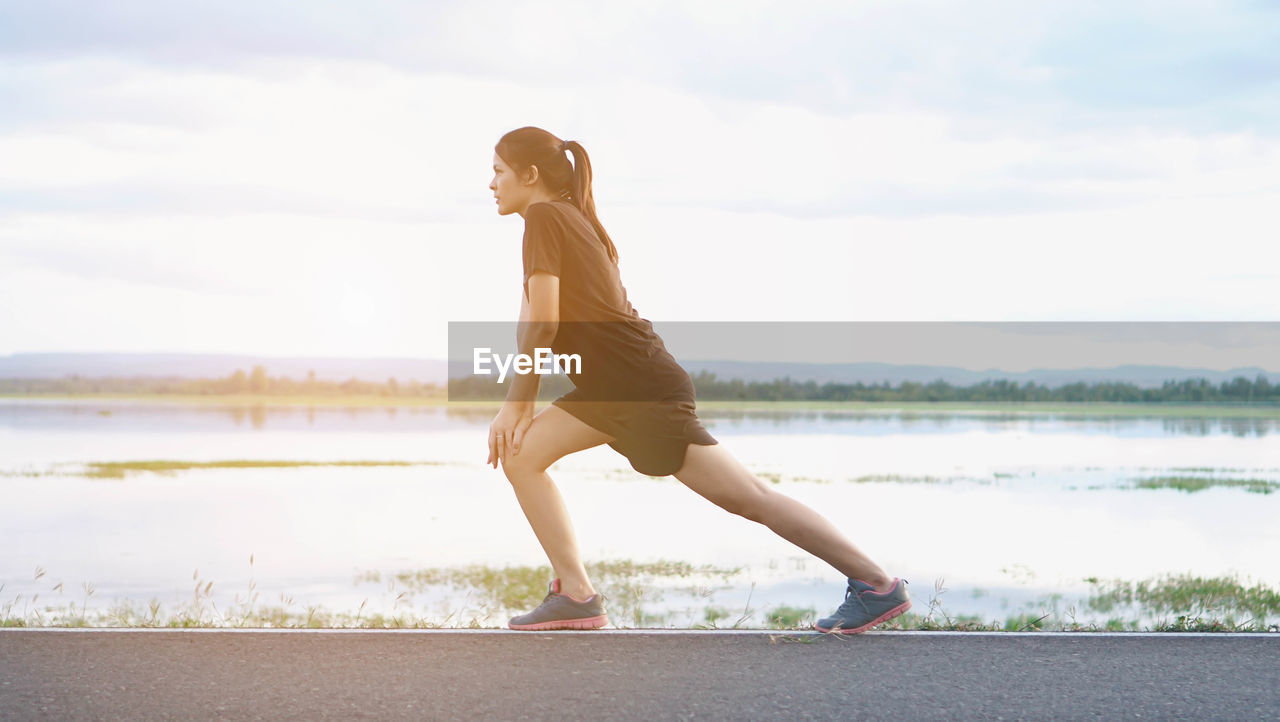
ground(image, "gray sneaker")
xmin=814 ymin=578 xmax=911 ymax=634
xmin=508 ymin=578 xmax=609 ymax=631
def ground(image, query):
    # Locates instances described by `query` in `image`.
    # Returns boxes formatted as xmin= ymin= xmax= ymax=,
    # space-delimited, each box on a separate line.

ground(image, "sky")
xmin=2 ymin=0 xmax=1278 ymax=363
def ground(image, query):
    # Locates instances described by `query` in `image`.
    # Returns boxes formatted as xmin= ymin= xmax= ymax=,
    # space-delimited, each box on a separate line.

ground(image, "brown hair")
xmin=495 ymin=126 xmax=619 ymax=264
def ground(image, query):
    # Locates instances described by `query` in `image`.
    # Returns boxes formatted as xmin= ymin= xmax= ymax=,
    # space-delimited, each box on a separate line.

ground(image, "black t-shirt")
xmin=522 ymin=200 xmax=689 ymax=401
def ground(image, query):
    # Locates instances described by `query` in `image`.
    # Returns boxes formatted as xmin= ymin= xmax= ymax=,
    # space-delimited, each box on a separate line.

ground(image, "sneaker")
xmin=813 ymin=578 xmax=911 ymax=634
xmin=508 ymin=578 xmax=609 ymax=631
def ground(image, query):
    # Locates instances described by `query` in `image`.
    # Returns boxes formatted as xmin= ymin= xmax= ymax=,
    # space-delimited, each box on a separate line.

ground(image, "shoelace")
xmin=835 ymin=584 xmax=871 ymax=617
xmin=532 ymin=585 xmax=603 ymax=609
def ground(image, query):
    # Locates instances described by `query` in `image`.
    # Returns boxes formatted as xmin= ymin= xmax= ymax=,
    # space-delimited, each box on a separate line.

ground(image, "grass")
xmin=2 ymin=460 xmax=993 ymax=487
xmin=44 ymin=460 xmax=1280 ymax=495
xmin=747 ymin=473 xmax=983 ymax=486
xmin=6 ymin=560 xmax=1278 ymax=632
xmin=1129 ymin=475 xmax=1280 ymax=495
xmin=779 ymin=575 xmax=1280 ymax=639
xmin=849 ymin=474 xmax=967 ymax=485
xmin=358 ymin=559 xmax=744 ymax=629
xmin=1085 ymin=573 xmax=1280 ymax=624
xmin=0 ymin=459 xmax=451 ymax=479
xmin=763 ymin=604 xmax=815 ymax=628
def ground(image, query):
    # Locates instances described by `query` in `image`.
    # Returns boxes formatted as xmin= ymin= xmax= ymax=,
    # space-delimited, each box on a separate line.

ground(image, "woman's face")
xmin=490 ymin=152 xmax=533 ymax=217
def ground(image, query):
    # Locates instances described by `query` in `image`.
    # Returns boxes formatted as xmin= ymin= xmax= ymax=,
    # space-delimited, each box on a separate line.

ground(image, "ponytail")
xmin=560 ymin=140 xmax=619 ymax=265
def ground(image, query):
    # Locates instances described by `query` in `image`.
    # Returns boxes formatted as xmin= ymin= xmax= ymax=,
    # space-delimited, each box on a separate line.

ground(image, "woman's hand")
xmin=487 ymin=401 xmax=534 ymax=469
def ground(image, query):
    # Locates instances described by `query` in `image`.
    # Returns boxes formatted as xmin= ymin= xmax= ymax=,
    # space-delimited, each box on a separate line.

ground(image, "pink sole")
xmin=813 ymin=600 xmax=912 ymax=635
xmin=508 ymin=614 xmax=609 ymax=631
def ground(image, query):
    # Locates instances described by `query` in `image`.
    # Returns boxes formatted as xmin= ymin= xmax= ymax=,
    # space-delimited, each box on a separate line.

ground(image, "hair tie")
xmin=560 ymin=140 xmax=571 ymax=152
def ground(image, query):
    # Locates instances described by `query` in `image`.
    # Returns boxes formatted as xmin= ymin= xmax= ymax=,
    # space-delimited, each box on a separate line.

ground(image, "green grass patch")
xmin=1129 ymin=476 xmax=1280 ymax=495
xmin=0 ymin=469 xmax=55 ymax=478
xmin=849 ymin=474 xmax=961 ymax=485
xmin=1086 ymin=573 xmax=1280 ymax=623
xmin=764 ymin=605 xmax=816 ymax=628
xmin=4 ymin=459 xmax=452 ymax=479
xmin=890 ymin=613 xmax=1001 ymax=632
xmin=359 ymin=559 xmax=744 ymax=628
xmin=874 ymin=576 xmax=1280 ymax=633
xmin=1150 ymin=615 xmax=1262 ymax=632
xmin=8 ymin=561 xmax=1279 ymax=631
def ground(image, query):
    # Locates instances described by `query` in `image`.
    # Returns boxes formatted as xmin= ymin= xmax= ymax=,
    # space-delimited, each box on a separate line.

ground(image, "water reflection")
xmin=0 ymin=400 xmax=473 ymax=433
xmin=444 ymin=405 xmax=502 ymax=424
xmin=1160 ymin=416 xmax=1278 ymax=437
xmin=1 ymin=399 xmax=1277 ymax=437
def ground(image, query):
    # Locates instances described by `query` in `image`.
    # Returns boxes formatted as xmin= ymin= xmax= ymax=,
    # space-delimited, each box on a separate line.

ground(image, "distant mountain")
xmin=0 ymin=353 xmax=447 ymax=384
xmin=2 ymin=353 xmax=1275 ymax=389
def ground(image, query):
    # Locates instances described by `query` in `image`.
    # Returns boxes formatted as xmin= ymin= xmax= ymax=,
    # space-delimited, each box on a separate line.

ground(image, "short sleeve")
xmin=522 ymin=203 xmax=563 ymax=290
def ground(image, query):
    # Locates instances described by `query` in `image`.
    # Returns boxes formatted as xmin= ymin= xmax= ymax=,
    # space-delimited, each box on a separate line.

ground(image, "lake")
xmin=2 ymin=398 xmax=1278 ymax=629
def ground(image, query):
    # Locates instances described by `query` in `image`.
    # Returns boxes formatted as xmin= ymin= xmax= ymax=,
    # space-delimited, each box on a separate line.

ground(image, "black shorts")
xmin=552 ymin=385 xmax=718 ymax=477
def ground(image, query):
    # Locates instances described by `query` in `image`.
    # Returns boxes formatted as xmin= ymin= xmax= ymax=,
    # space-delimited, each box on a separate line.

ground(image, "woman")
xmin=486 ymin=126 xmax=910 ymax=634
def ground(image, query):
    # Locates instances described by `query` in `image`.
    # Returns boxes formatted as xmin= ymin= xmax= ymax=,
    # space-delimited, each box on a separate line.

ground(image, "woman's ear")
xmin=522 ymin=164 xmax=541 ymax=187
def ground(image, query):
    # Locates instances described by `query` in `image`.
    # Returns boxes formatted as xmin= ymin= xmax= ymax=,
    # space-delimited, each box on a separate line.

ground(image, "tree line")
xmin=0 ymin=365 xmax=444 ymax=398
xmin=684 ymin=372 xmax=1280 ymax=404
xmin=2 ymin=367 xmax=1278 ymax=404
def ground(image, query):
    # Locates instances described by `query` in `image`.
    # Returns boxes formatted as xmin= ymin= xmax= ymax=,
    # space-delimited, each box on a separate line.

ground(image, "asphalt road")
xmin=1 ymin=629 xmax=1276 ymax=720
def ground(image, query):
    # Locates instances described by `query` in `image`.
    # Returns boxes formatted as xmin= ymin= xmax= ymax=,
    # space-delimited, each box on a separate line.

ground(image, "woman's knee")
xmin=501 ymin=447 xmax=551 ymax=483
xmin=715 ymin=485 xmax=774 ymax=523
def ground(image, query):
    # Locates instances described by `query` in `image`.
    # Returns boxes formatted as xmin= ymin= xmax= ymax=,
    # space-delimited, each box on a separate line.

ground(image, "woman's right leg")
xmin=500 ymin=403 xmax=616 ymax=601
xmin=672 ymin=441 xmax=894 ymax=591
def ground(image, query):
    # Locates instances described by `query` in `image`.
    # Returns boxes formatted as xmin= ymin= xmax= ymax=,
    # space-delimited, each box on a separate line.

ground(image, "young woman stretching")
xmin=486 ymin=126 xmax=910 ymax=634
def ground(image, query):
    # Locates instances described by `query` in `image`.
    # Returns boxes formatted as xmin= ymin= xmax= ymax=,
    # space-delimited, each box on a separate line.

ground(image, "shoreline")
xmin=2 ymin=393 xmax=1279 ymax=417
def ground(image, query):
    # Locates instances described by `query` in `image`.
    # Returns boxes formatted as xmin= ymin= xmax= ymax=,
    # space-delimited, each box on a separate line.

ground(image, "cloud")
xmin=1 ymin=241 xmax=259 ymax=296
xmin=2 ymin=56 xmax=1277 ymax=223
xmin=999 ymin=322 xmax=1280 ymax=353
xmin=3 ymin=0 xmax=1279 ymax=356
xmin=0 ymin=180 xmax=481 ymax=222
xmin=2 ymin=0 xmax=1277 ymax=136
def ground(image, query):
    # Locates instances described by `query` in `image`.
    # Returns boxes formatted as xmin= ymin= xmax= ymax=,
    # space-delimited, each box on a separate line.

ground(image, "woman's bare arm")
xmin=508 ymin=273 xmax=560 ymax=403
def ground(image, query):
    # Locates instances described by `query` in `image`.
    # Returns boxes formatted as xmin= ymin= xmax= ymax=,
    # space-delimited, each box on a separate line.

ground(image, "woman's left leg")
xmin=501 ymin=403 xmax=616 ymax=601
xmin=672 ymin=442 xmax=895 ymax=592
